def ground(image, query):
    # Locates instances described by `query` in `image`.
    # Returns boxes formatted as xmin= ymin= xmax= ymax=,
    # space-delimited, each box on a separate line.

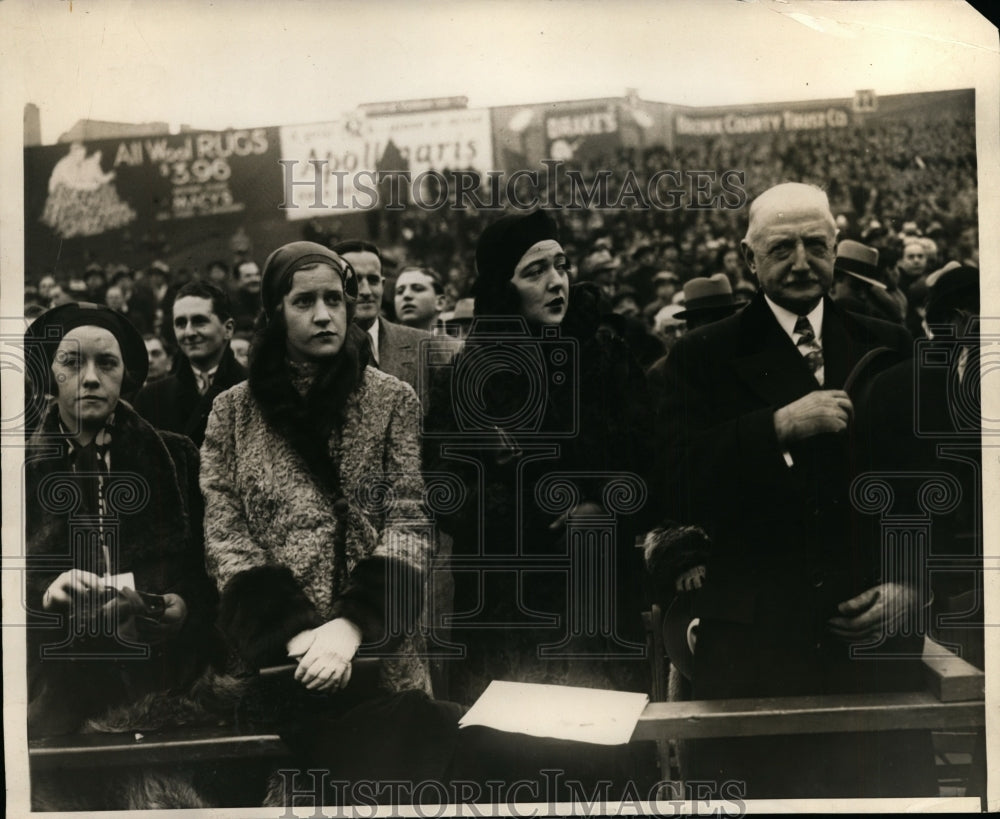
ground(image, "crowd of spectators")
xmin=18 ymin=101 xmax=984 ymax=807
xmin=23 ymin=107 xmax=978 ymax=386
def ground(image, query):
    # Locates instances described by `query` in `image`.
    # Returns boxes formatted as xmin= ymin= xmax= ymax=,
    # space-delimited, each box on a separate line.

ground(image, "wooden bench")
xmin=27 ymin=636 xmax=984 ymax=799
xmin=634 ymin=604 xmax=985 ymax=794
xmin=28 ymin=724 xmax=290 ymax=772
xmin=631 ymin=689 xmax=983 ymax=742
xmin=25 ymin=662 xmax=338 ymax=773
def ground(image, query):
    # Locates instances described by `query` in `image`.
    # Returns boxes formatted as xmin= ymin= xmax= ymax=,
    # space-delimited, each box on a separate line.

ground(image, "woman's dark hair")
xmin=247 ymin=267 xmax=367 ymax=499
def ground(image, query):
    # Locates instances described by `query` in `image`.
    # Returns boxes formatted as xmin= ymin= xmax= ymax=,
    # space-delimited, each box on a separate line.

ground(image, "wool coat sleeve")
xmin=330 ymin=382 xmax=431 ymax=644
xmin=200 ymin=391 xmax=325 ymax=667
xmin=200 ymin=391 xmax=269 ymax=588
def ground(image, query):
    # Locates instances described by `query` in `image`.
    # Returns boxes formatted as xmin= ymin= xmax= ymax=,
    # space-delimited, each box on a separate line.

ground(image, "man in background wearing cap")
xmin=653 ymin=182 xmax=931 ymax=798
xmin=334 ymin=240 xmax=440 ymax=408
xmin=133 ymin=280 xmax=246 ymax=447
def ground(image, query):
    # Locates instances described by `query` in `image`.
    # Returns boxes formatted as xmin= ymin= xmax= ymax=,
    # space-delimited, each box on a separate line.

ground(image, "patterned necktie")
xmin=794 ymin=315 xmax=824 ymax=383
xmin=194 ymin=369 xmax=213 ymax=395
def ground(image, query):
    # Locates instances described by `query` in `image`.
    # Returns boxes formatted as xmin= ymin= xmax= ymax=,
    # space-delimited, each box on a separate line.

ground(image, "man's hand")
xmin=774 ymin=390 xmax=853 ymax=445
xmin=293 ymin=618 xmax=362 ymax=692
xmin=827 ymin=583 xmax=919 ymax=642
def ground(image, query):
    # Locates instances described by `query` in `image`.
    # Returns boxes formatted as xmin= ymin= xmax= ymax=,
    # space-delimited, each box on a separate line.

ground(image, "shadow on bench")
xmin=27 ymin=660 xmax=380 ymax=772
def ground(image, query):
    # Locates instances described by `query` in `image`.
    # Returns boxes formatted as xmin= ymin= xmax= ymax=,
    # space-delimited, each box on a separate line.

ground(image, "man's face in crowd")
xmin=613 ymin=295 xmax=640 ymax=319
xmin=395 ymin=269 xmax=443 ymax=330
xmin=655 ymin=278 xmax=677 ymax=302
xmin=342 ymin=251 xmax=383 ymax=328
xmin=105 ymin=286 xmax=125 ymax=311
xmin=49 ymin=285 xmax=72 ymax=307
xmin=899 ymin=244 xmax=927 ymax=278
xmin=172 ymin=295 xmax=233 ymax=370
xmin=144 ymin=337 xmax=172 ymax=381
xmin=236 ymin=262 xmax=262 ymax=295
xmin=512 ymin=239 xmax=570 ymax=326
xmin=742 ymin=184 xmax=836 ymax=315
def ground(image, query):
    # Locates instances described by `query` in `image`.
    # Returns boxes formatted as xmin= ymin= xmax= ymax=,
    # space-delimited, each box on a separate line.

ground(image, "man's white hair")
xmin=744 ymin=183 xmax=836 ymax=248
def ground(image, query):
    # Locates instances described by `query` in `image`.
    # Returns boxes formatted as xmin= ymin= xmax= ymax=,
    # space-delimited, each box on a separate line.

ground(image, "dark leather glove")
xmin=135 ymin=593 xmax=188 ymax=644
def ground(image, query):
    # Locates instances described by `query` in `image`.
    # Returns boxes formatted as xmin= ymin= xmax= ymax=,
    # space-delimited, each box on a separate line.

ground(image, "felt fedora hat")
xmin=835 ymin=240 xmax=886 ymax=290
xmin=675 ymin=273 xmax=740 ymax=319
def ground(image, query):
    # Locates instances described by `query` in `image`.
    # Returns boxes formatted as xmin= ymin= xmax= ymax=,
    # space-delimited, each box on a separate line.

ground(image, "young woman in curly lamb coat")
xmin=200 ymin=241 xmax=461 ymax=803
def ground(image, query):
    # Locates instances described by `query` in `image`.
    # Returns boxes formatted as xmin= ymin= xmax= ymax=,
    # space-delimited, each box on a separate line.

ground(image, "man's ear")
xmin=435 ymin=294 xmax=446 ymax=313
xmin=223 ymin=317 xmax=235 ymax=341
xmin=740 ymin=240 xmax=756 ymax=275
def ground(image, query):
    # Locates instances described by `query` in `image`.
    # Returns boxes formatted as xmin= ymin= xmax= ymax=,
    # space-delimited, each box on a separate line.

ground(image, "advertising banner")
xmin=544 ymin=104 xmax=620 ymax=162
xmin=674 ymin=106 xmax=852 ymax=137
xmin=24 ymin=127 xmax=284 ymax=243
xmin=278 ymin=108 xmax=493 ymax=216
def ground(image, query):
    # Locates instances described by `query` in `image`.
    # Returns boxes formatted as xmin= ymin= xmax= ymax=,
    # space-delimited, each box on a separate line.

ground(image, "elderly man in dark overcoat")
xmin=652 ymin=182 xmax=935 ymax=798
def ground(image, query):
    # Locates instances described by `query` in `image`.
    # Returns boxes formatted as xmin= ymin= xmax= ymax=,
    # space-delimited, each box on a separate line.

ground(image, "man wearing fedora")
xmin=830 ymin=239 xmax=905 ymax=324
xmin=673 ymin=273 xmax=744 ymax=330
xmin=652 ymin=182 xmax=933 ymax=798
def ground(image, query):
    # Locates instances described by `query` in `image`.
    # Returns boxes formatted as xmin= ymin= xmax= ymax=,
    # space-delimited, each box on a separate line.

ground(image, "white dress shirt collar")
xmin=764 ymin=294 xmax=824 ymax=344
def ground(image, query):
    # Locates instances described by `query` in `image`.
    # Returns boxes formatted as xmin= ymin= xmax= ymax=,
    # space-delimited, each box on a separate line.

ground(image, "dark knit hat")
xmin=26 ymin=302 xmax=148 ymax=389
xmin=260 ymin=241 xmax=358 ymax=321
xmin=473 ymin=210 xmax=560 ymax=315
